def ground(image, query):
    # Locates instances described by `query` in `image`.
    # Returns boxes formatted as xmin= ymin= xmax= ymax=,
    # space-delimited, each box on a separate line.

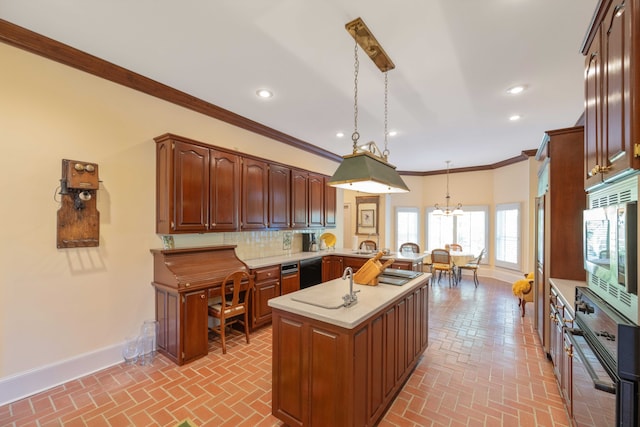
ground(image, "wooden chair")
xmin=446 ymin=243 xmax=463 ymax=252
xmin=431 ymin=248 xmax=456 ymax=286
xmin=457 ymin=248 xmax=485 ymax=287
xmin=399 ymin=242 xmax=420 ymax=254
xmin=360 ymin=240 xmax=377 ymax=251
xmin=208 ymin=270 xmax=253 ymax=354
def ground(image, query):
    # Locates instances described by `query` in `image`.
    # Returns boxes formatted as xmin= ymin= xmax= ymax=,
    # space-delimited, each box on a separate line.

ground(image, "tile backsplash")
xmin=164 ymin=229 xmax=325 ymax=260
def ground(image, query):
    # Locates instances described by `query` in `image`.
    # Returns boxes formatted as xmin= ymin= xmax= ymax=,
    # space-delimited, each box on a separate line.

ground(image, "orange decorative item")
xmin=353 ymin=251 xmax=395 ymax=286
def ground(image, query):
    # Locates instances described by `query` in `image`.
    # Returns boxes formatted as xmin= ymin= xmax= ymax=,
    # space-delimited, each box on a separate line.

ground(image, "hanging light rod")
xmin=328 ymin=17 xmax=408 ymax=194
xmin=345 ymin=18 xmax=395 ymax=73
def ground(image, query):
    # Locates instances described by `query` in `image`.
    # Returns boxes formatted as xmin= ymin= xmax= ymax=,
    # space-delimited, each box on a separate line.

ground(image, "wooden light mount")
xmin=56 ymin=159 xmax=100 ymax=248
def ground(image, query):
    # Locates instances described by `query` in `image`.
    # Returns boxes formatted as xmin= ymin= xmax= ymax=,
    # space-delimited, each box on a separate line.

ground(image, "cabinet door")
xmin=281 ymin=272 xmax=300 ymax=295
xmin=241 ymin=158 xmax=268 ymax=229
xmin=209 ymin=149 xmax=240 ymax=231
xmin=324 ymin=178 xmax=337 ymax=227
xmin=322 ymin=256 xmax=344 ymax=282
xmin=269 ymin=164 xmax=291 ymax=228
xmin=308 ymin=173 xmax=325 ymax=227
xmin=291 ymin=169 xmax=308 ymax=228
xmin=602 ymin=1 xmax=638 ymax=180
xmin=173 ymin=142 xmax=210 ymax=232
xmin=182 ymin=290 xmax=209 ymax=363
xmin=584 ymin=27 xmax=604 ymax=189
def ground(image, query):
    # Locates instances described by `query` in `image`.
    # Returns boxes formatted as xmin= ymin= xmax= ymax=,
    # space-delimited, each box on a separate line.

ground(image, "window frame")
xmin=494 ymin=202 xmax=521 ymax=270
xmin=425 ymin=205 xmax=489 ymax=263
xmin=395 ymin=206 xmax=420 ymax=252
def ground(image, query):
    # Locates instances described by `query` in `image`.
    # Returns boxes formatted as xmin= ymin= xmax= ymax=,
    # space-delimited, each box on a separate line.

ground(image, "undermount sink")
xmin=352 ymin=250 xmax=374 ymax=255
xmin=291 ymin=294 xmax=345 ymax=309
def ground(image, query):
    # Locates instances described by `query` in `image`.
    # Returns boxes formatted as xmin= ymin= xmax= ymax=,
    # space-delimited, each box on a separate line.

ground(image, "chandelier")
xmin=433 ymin=161 xmax=463 ymax=216
xmin=327 ymin=17 xmax=409 ymax=194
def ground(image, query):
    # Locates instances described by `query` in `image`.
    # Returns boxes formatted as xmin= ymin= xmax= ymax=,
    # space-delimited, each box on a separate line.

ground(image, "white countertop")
xmin=245 ymin=248 xmax=427 ymax=269
xmin=268 ymin=273 xmax=431 ymax=329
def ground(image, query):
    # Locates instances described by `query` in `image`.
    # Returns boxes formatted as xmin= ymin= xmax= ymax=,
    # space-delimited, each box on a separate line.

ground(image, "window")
xmin=395 ymin=207 xmax=419 ymax=251
xmin=426 ymin=206 xmax=488 ymax=261
xmin=495 ymin=203 xmax=521 ymax=270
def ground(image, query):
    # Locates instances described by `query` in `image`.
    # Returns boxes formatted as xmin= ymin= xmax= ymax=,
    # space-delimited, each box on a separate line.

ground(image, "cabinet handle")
xmin=564 ymin=345 xmax=573 ymax=358
xmin=200 ymin=294 xmax=206 ymax=299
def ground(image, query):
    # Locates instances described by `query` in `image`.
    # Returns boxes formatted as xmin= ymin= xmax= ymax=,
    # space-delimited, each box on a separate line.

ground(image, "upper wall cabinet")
xmin=155 ymin=134 xmax=240 ymax=233
xmin=241 ymin=157 xmax=269 ymax=230
xmin=154 ymin=133 xmax=336 ymax=234
xmin=582 ymin=0 xmax=640 ymax=190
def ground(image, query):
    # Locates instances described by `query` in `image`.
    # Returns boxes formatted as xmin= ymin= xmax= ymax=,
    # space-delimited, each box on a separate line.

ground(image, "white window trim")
xmin=395 ymin=206 xmax=420 ymax=252
xmin=495 ymin=202 xmax=522 ymax=271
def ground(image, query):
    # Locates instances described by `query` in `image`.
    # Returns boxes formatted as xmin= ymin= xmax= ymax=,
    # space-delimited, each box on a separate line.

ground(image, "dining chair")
xmin=360 ymin=240 xmax=377 ymax=251
xmin=457 ymin=248 xmax=485 ymax=287
xmin=208 ymin=270 xmax=254 ymax=354
xmin=399 ymin=242 xmax=420 ymax=254
xmin=446 ymin=243 xmax=463 ymax=252
xmin=431 ymin=248 xmax=456 ymax=286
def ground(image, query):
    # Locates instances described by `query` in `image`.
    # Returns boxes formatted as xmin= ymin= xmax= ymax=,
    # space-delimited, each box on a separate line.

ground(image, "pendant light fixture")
xmin=433 ymin=161 xmax=463 ymax=216
xmin=327 ymin=17 xmax=409 ymax=194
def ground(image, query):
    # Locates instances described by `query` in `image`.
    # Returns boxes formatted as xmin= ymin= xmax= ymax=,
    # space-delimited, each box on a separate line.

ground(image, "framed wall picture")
xmin=356 ymin=196 xmax=379 ymax=235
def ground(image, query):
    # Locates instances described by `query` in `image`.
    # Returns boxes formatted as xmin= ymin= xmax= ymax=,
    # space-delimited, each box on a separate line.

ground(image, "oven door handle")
xmin=566 ymin=330 xmax=616 ymax=394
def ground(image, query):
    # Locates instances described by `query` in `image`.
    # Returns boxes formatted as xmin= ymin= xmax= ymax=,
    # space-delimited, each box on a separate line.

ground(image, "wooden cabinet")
xmin=549 ymin=286 xmax=574 ymax=418
xmin=251 ymin=265 xmax=281 ymax=329
xmin=281 ymin=270 xmax=300 ymax=295
xmin=582 ymin=0 xmax=640 ymax=190
xmin=155 ymin=134 xmax=239 ymax=233
xmin=271 ymin=279 xmax=429 ymax=427
xmin=535 ymin=127 xmax=585 ymax=353
xmin=241 ymin=158 xmax=269 ymax=230
xmin=155 ymin=133 xmax=335 ymax=233
xmin=323 ymin=178 xmax=337 ymax=228
xmin=308 ymin=173 xmax=325 ymax=227
xmin=152 ymin=246 xmax=251 ymax=365
xmin=268 ymin=164 xmax=291 ymax=228
xmin=291 ymin=168 xmax=309 ymax=228
xmin=322 ymin=255 xmax=344 ymax=281
xmin=209 ymin=149 xmax=241 ymax=231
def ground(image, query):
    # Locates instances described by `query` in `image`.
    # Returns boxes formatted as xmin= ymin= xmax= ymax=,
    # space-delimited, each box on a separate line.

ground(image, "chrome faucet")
xmin=341 ymin=267 xmax=359 ymax=307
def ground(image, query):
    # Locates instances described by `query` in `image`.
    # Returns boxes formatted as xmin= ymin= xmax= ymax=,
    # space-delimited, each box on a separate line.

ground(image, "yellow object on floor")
xmin=512 ymin=272 xmax=534 ymax=317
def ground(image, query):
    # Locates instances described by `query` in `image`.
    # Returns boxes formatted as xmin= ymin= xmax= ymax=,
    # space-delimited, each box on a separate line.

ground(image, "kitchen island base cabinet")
xmin=271 ymin=282 xmax=428 ymax=427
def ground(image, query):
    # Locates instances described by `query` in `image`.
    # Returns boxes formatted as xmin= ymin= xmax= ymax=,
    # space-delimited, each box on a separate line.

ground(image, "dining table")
xmin=423 ymin=250 xmax=477 ymax=285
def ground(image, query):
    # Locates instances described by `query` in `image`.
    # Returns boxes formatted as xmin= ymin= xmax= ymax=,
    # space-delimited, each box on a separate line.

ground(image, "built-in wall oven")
xmin=574 ymin=287 xmax=640 ymax=426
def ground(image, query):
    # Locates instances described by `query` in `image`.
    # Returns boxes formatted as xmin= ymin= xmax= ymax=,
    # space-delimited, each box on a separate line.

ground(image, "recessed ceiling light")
xmin=336 ymin=132 xmax=345 ymax=138
xmin=256 ymin=89 xmax=273 ymax=99
xmin=388 ymin=130 xmax=397 ymax=137
xmin=506 ymin=85 xmax=526 ymax=95
xmin=509 ymin=114 xmax=522 ymax=121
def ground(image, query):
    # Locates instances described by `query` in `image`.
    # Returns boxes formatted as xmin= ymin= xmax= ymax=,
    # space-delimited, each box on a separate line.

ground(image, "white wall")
xmin=0 ymin=42 xmax=541 ymax=404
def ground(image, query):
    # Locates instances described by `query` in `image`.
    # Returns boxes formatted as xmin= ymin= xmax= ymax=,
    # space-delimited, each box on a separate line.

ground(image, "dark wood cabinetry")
xmin=271 ymin=279 xmax=429 ymax=427
xmin=151 ymin=246 xmax=250 ymax=365
xmin=308 ymin=173 xmax=325 ymax=227
xmin=582 ymin=0 xmax=640 ymax=190
xmin=268 ymin=164 xmax=291 ymax=229
xmin=535 ymin=126 xmax=585 ymax=353
xmin=291 ymin=168 xmax=309 ymax=229
xmin=251 ymin=265 xmax=281 ymax=329
xmin=241 ymin=158 xmax=269 ymax=230
xmin=549 ymin=287 xmax=574 ymax=416
xmin=323 ymin=177 xmax=337 ymax=227
xmin=322 ymin=255 xmax=344 ymax=282
xmin=155 ymin=135 xmax=239 ymax=233
xmin=155 ymin=133 xmax=336 ymax=233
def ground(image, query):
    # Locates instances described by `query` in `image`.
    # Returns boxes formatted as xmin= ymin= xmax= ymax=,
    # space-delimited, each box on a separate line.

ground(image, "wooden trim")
xmin=0 ymin=19 xmax=341 ymax=163
xmin=402 ymin=149 xmax=537 ymax=176
xmin=0 ymin=18 xmax=546 ymax=176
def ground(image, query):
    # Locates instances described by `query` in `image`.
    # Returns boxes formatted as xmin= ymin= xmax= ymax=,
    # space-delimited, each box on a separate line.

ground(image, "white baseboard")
xmin=0 ymin=343 xmax=123 ymax=406
xmin=458 ymin=266 xmax=524 ymax=285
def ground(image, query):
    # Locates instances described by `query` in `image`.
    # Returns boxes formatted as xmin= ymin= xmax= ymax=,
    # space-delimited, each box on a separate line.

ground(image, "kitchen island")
xmin=268 ymin=272 xmax=431 ymax=427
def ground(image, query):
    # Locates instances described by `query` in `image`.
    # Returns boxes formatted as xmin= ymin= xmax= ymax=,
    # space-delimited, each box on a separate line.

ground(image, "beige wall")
xmin=0 ymin=42 xmax=540 ymax=403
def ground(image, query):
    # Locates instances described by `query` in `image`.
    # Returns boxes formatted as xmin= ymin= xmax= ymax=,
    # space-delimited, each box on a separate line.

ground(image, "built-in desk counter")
xmin=269 ymin=273 xmax=431 ymax=427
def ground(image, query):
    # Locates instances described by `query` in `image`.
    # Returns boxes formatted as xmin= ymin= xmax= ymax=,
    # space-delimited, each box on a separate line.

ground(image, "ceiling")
xmin=0 ymin=0 xmax=599 ymax=172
